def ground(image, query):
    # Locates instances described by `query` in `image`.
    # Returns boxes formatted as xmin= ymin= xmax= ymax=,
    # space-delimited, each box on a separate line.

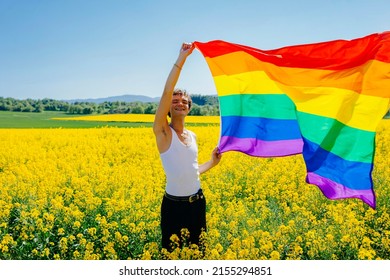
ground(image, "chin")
xmin=173 ymin=111 xmax=188 ymax=116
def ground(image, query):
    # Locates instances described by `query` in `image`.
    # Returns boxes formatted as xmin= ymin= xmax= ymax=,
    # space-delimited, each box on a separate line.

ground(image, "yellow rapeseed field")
xmin=0 ymin=118 xmax=389 ymax=260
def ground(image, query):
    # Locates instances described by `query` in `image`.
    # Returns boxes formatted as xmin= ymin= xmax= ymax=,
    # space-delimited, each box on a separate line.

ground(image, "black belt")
xmin=164 ymin=189 xmax=204 ymax=203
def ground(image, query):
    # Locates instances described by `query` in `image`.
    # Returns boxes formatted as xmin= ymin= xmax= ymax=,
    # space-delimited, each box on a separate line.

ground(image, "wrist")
xmin=176 ymin=52 xmax=188 ymax=64
xmin=173 ymin=58 xmax=185 ymax=71
xmin=173 ymin=63 xmax=182 ymax=70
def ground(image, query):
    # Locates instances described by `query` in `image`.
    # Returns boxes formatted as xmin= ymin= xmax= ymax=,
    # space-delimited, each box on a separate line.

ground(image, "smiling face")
xmin=169 ymin=89 xmax=192 ymax=118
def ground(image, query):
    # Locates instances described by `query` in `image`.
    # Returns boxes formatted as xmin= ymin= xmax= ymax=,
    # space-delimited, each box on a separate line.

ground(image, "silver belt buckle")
xmin=189 ymin=194 xmax=198 ymax=203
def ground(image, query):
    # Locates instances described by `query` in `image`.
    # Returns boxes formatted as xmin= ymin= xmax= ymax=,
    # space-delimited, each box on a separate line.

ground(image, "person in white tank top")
xmin=153 ymin=43 xmax=222 ymax=251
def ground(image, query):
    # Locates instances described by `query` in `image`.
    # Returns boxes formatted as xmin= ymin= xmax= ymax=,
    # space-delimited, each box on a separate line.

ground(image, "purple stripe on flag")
xmin=307 ymin=172 xmax=376 ymax=208
xmin=219 ymin=136 xmax=303 ymax=157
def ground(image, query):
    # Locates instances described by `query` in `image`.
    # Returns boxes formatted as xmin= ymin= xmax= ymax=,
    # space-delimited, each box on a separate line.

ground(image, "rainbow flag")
xmin=194 ymin=32 xmax=390 ymax=208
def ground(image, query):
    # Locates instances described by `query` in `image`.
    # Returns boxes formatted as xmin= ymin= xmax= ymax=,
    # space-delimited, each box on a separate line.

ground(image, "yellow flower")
xmin=73 ymin=250 xmax=80 ymax=259
xmin=270 ymin=251 xmax=280 ymax=260
xmin=73 ymin=221 xmax=81 ymax=229
xmin=87 ymin=227 xmax=97 ymax=236
xmin=0 ymin=120 xmax=389 ymax=260
xmin=59 ymin=237 xmax=68 ymax=253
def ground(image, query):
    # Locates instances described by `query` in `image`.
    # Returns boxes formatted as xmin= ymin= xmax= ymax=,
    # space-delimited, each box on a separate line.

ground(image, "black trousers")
xmin=161 ymin=192 xmax=206 ymax=250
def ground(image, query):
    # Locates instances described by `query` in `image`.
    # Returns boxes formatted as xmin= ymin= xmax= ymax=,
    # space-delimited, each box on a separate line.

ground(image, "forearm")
xmin=199 ymin=159 xmax=218 ymax=174
xmin=162 ymin=55 xmax=187 ymax=98
xmin=199 ymin=147 xmax=222 ymax=174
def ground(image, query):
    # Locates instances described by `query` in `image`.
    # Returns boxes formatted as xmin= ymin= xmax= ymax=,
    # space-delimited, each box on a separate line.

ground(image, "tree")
xmin=131 ymin=105 xmax=144 ymax=114
xmin=144 ymin=103 xmax=157 ymax=114
xmin=0 ymin=95 xmax=221 ymax=116
xmin=82 ymin=106 xmax=94 ymax=114
xmin=188 ymin=104 xmax=201 ymax=116
xmin=68 ymin=104 xmax=83 ymax=114
xmin=34 ymin=104 xmax=44 ymax=113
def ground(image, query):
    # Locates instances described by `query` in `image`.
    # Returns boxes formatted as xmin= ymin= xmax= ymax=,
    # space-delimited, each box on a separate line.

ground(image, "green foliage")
xmin=190 ymin=94 xmax=219 ymax=106
xmin=0 ymin=95 xmax=220 ymax=116
xmin=0 ymin=111 xmax=152 ymax=128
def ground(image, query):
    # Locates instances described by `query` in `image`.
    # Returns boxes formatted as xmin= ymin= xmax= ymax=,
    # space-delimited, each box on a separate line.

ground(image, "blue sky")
xmin=1 ymin=0 xmax=389 ymax=100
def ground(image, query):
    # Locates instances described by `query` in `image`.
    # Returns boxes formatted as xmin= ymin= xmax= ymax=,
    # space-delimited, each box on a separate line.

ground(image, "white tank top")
xmin=160 ymin=126 xmax=200 ymax=196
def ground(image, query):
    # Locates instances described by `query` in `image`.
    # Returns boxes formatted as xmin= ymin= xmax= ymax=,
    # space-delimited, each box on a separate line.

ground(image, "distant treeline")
xmin=0 ymin=95 xmax=220 ymax=116
xmin=2 ymin=96 xmax=389 ymax=118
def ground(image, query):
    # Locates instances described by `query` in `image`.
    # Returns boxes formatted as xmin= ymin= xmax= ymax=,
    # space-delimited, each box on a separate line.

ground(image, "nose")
xmin=176 ymin=100 xmax=185 ymax=106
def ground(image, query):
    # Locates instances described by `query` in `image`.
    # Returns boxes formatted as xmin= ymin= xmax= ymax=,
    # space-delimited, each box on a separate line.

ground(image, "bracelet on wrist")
xmin=174 ymin=63 xmax=182 ymax=70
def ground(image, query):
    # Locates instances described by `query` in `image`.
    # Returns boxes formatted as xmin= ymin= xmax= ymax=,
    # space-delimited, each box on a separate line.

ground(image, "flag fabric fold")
xmin=194 ymin=32 xmax=390 ymax=208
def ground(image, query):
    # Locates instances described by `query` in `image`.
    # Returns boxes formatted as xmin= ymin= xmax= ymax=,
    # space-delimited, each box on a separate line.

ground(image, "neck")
xmin=170 ymin=117 xmax=185 ymax=133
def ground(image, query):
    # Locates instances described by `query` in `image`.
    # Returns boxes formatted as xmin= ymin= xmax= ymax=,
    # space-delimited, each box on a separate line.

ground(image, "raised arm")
xmin=153 ymin=43 xmax=194 ymax=152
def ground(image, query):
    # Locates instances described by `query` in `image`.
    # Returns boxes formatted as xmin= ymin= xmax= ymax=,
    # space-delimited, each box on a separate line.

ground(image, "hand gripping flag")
xmin=194 ymin=32 xmax=390 ymax=208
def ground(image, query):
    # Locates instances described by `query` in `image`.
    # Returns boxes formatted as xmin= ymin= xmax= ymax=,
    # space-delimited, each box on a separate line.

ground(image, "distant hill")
xmin=64 ymin=94 xmax=160 ymax=104
xmin=64 ymin=93 xmax=219 ymax=106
